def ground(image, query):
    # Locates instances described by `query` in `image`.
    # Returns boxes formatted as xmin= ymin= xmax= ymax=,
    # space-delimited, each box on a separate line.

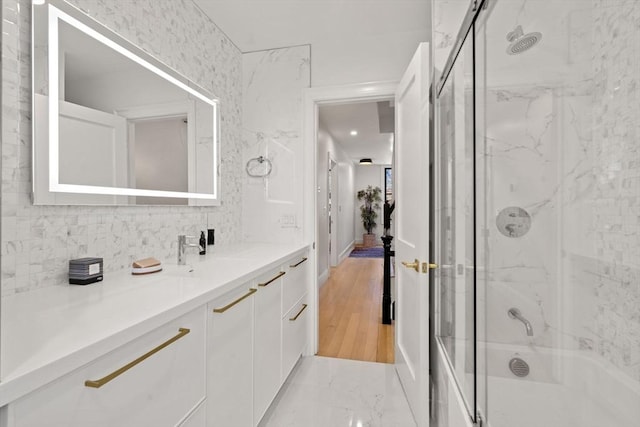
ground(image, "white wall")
xmin=354 ymin=164 xmax=388 ymax=244
xmin=241 ymin=46 xmax=310 ymax=243
xmin=312 ymin=29 xmax=429 ymax=87
xmin=317 ymin=122 xmax=355 ymax=280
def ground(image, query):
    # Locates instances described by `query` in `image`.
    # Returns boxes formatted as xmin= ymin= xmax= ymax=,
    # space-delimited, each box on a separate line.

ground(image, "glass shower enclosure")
xmin=432 ymin=0 xmax=640 ymax=426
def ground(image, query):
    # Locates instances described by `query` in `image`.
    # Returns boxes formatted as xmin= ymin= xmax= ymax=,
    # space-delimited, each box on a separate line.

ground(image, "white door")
xmin=394 ymin=42 xmax=431 ymax=427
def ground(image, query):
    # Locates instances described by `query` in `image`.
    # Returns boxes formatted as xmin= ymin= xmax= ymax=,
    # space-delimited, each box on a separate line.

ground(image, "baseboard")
xmin=338 ymin=241 xmax=355 ymax=264
xmin=318 ymin=269 xmax=329 ymax=289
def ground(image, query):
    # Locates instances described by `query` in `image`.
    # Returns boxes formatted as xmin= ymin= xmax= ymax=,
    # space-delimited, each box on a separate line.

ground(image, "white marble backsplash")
xmin=1 ymin=0 xmax=243 ymax=295
xmin=241 ymin=45 xmax=310 ymax=244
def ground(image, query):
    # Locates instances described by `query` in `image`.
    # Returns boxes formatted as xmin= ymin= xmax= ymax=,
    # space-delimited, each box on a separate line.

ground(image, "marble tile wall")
xmin=1 ymin=0 xmax=243 ymax=296
xmin=241 ymin=46 xmax=310 ymax=244
xmin=587 ymin=0 xmax=640 ymax=382
xmin=480 ymin=0 xmax=639 ymax=385
xmin=432 ymin=0 xmax=470 ymax=79
xmin=482 ymin=85 xmax=564 ymax=349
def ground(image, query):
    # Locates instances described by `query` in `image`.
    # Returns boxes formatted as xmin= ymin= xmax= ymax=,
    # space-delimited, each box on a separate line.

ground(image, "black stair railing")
xmin=381 ymin=200 xmax=395 ymax=325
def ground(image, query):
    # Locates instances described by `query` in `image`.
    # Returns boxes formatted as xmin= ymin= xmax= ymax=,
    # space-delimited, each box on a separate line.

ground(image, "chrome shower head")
xmin=506 ymin=25 xmax=542 ymax=55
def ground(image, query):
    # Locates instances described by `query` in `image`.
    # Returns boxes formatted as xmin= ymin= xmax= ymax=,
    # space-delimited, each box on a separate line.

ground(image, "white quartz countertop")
xmin=0 ymin=242 xmax=309 ymax=406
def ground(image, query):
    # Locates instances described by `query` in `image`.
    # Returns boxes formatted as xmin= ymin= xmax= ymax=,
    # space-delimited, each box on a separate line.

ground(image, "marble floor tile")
xmin=260 ymin=356 xmax=417 ymax=427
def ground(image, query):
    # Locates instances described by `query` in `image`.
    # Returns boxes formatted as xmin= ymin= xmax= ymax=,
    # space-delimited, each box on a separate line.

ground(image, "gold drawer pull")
xmin=258 ymin=271 xmax=286 ymax=287
xmin=289 ymin=304 xmax=308 ymax=321
xmin=289 ymin=257 xmax=308 ymax=268
xmin=85 ymin=327 xmax=190 ymax=389
xmin=213 ymin=288 xmax=257 ymax=313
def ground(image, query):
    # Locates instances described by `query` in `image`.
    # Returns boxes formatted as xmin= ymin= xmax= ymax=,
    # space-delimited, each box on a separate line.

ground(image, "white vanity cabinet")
xmin=253 ymin=268 xmax=285 ymax=425
xmin=207 ymin=285 xmax=256 ymax=427
xmin=282 ymin=255 xmax=308 ymax=315
xmin=0 ymin=245 xmax=311 ymax=427
xmin=281 ymin=254 xmax=310 ymax=380
xmin=179 ymin=401 xmax=206 ymax=427
xmin=206 ymin=252 xmax=309 ymax=427
xmin=282 ymin=294 xmax=309 ymax=381
xmin=6 ymin=307 xmax=207 ymax=427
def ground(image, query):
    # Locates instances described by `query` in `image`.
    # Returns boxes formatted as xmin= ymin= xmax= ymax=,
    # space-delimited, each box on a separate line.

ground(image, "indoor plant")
xmin=357 ymin=185 xmax=382 ymax=247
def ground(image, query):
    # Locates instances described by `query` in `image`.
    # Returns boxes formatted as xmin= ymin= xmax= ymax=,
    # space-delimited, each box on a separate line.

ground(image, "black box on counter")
xmin=69 ymin=257 xmax=103 ymax=285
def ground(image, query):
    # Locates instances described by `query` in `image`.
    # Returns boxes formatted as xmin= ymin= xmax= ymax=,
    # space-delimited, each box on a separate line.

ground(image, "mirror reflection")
xmin=33 ymin=3 xmax=219 ymax=205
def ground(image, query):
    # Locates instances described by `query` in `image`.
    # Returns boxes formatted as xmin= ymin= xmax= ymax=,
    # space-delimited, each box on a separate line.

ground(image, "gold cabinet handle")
xmin=213 ymin=288 xmax=257 ymax=313
xmin=258 ymin=271 xmax=285 ymax=287
xmin=428 ymin=263 xmax=438 ymax=270
xmin=290 ymin=257 xmax=308 ymax=268
xmin=85 ymin=327 xmax=190 ymax=388
xmin=289 ymin=303 xmax=308 ymax=321
xmin=401 ymin=259 xmax=420 ymax=272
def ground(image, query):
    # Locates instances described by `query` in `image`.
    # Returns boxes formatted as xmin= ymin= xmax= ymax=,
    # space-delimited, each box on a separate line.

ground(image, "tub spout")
xmin=508 ymin=308 xmax=534 ymax=336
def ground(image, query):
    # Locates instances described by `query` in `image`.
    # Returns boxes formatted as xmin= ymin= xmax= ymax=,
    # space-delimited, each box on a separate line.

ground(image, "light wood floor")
xmin=317 ymin=256 xmax=394 ymax=363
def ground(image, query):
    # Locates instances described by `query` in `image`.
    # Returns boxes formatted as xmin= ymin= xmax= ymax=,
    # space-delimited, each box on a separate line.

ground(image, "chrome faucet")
xmin=508 ymin=308 xmax=534 ymax=336
xmin=178 ymin=235 xmax=200 ymax=265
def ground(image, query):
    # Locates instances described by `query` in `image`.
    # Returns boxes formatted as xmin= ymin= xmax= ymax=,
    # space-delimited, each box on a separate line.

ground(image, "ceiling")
xmin=193 ymin=0 xmax=430 ymax=52
xmin=319 ymin=101 xmax=394 ymax=165
xmin=192 ymin=1 xmax=420 ymax=165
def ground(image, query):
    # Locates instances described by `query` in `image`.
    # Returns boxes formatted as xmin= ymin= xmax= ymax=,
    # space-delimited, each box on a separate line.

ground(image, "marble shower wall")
xmin=1 ymin=0 xmax=243 ymax=296
xmin=241 ymin=46 xmax=310 ymax=244
xmin=557 ymin=0 xmax=639 ymax=384
xmin=482 ymin=0 xmax=639 ymax=384
xmin=583 ymin=0 xmax=639 ymax=382
xmin=482 ymin=85 xmax=563 ymax=349
xmin=432 ymin=0 xmax=469 ymax=79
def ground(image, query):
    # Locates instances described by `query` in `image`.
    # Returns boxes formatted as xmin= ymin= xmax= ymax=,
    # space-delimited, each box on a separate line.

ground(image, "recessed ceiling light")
xmin=350 ymin=130 xmax=358 ymax=136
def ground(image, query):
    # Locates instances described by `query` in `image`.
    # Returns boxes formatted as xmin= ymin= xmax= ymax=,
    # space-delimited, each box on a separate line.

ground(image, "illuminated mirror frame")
xmin=33 ymin=1 xmax=220 ymax=204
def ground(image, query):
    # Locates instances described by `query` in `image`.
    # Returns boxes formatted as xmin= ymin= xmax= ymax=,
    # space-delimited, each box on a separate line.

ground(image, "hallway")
xmin=317 ymin=256 xmax=394 ymax=363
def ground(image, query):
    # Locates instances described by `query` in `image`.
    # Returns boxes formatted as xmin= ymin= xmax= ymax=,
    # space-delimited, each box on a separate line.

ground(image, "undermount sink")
xmin=163 ymin=257 xmax=249 ymax=280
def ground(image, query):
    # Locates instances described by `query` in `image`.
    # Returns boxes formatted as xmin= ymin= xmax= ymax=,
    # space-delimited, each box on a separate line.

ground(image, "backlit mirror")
xmin=32 ymin=1 xmax=219 ymax=205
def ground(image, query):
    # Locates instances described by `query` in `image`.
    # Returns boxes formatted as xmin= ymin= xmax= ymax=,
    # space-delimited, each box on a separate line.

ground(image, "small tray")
xmin=132 ymin=265 xmax=163 ymax=275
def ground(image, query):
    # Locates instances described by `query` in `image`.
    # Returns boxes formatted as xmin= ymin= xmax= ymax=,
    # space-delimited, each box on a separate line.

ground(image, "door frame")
xmin=302 ymin=81 xmax=398 ymax=354
xmin=328 ymin=155 xmax=338 ymax=267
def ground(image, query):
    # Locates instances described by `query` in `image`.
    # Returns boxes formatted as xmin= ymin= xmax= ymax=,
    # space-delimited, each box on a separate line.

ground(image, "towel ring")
xmin=246 ymin=156 xmax=273 ymax=178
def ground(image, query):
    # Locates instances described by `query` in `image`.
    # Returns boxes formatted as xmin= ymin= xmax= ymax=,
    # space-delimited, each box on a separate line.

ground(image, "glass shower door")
xmin=434 ymin=27 xmax=477 ymax=420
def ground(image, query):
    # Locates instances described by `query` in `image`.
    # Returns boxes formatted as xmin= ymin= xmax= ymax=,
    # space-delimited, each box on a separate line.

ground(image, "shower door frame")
xmin=431 ymin=0 xmax=491 ymax=425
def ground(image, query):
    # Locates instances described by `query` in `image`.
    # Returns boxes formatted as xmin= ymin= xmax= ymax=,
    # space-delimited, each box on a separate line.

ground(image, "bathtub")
xmin=481 ymin=343 xmax=640 ymax=427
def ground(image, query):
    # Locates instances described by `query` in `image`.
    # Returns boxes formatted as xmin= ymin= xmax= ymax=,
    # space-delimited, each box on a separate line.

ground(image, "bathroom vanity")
xmin=0 ymin=243 xmax=311 ymax=427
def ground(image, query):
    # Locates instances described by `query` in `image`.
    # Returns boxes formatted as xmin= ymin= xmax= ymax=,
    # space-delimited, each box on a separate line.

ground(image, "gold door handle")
xmin=85 ymin=328 xmax=190 ymax=388
xmin=258 ymin=271 xmax=285 ymax=287
xmin=289 ymin=303 xmax=308 ymax=321
xmin=420 ymin=262 xmax=439 ymax=273
xmin=213 ymin=288 xmax=257 ymax=313
xmin=290 ymin=257 xmax=308 ymax=268
xmin=401 ymin=259 xmax=420 ymax=272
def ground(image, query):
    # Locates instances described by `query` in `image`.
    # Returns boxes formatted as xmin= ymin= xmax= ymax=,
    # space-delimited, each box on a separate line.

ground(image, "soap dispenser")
xmin=199 ymin=231 xmax=206 ymax=255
